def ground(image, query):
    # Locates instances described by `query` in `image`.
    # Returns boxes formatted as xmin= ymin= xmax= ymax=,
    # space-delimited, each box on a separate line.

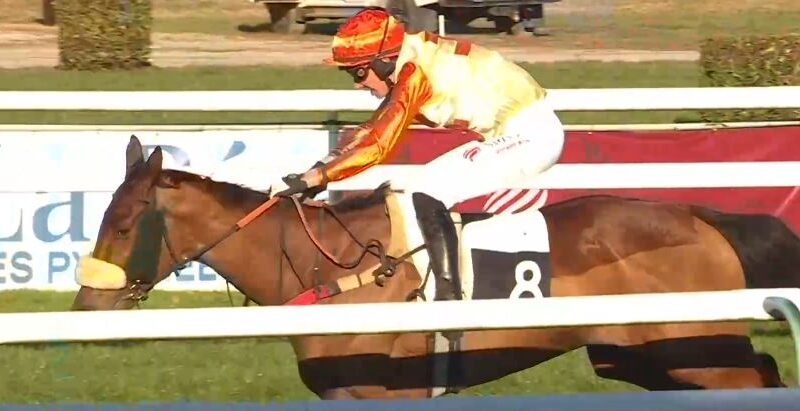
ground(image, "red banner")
xmin=335 ymin=125 xmax=800 ymax=233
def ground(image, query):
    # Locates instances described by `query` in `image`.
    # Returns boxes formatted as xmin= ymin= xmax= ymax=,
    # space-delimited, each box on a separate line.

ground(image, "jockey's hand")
xmin=268 ymin=174 xmax=308 ymax=198
xmin=300 ymin=162 xmax=328 ymax=200
xmin=269 ymin=168 xmax=327 ymax=199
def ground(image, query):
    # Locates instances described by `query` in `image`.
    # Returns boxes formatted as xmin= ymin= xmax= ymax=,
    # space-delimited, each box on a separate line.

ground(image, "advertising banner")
xmin=2 ymin=124 xmax=799 ymax=291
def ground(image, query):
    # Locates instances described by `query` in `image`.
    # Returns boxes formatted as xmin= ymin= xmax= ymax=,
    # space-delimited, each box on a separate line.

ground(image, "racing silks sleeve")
xmin=319 ymin=62 xmax=433 ymax=182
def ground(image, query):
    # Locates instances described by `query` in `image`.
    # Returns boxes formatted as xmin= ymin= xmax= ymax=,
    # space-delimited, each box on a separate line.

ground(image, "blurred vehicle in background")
xmin=251 ymin=0 xmax=560 ymax=35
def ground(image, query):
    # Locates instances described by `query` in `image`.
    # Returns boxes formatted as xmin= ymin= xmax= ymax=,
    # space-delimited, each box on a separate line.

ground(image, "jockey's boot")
xmin=411 ymin=192 xmax=462 ymax=303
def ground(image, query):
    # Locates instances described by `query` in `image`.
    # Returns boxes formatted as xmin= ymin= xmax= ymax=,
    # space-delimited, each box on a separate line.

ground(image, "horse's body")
xmin=72 ymin=136 xmax=800 ymax=399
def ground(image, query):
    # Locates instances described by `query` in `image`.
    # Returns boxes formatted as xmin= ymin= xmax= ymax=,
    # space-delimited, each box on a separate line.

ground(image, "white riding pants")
xmin=397 ymin=100 xmax=565 ymax=209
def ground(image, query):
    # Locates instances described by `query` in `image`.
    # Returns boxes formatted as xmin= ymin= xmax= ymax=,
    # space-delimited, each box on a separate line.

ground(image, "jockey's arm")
xmin=305 ymin=62 xmax=433 ymax=185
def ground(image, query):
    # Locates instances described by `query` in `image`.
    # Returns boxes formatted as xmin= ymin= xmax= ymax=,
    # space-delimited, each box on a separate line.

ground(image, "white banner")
xmin=0 ymin=128 xmax=330 ymax=291
xmin=4 ymin=126 xmax=800 ymax=291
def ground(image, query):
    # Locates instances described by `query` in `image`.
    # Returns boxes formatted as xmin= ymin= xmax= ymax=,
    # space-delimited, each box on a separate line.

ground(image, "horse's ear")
xmin=125 ymin=135 xmax=145 ymax=177
xmin=145 ymin=145 xmax=163 ymax=181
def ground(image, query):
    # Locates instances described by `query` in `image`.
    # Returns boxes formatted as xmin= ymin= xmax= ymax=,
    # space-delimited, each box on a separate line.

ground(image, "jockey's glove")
xmin=269 ymin=173 xmax=309 ymax=198
xmin=269 ymin=167 xmax=327 ymax=200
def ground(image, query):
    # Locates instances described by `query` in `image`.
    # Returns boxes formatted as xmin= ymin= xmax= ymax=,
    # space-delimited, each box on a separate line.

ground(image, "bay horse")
xmin=71 ymin=135 xmax=800 ymax=399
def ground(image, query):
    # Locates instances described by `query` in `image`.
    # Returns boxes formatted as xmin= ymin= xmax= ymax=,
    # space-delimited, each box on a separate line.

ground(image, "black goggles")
xmin=340 ymin=65 xmax=369 ymax=83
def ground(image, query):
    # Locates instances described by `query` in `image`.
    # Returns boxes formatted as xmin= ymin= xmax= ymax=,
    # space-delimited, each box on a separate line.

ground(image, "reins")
xmin=287 ymin=195 xmax=425 ymax=275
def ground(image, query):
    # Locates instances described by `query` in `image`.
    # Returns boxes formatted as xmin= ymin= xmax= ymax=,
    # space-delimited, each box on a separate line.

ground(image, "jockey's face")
xmin=345 ymin=63 xmax=391 ymax=99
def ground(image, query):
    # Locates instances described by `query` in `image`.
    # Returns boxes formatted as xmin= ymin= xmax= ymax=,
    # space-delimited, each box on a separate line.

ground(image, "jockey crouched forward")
xmin=268 ymin=7 xmax=565 ymax=303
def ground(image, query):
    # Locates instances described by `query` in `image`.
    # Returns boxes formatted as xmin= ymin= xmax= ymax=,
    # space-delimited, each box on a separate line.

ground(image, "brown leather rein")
xmin=152 ymin=194 xmax=424 ymax=306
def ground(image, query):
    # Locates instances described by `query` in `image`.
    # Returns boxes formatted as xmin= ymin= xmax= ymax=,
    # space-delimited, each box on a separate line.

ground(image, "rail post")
xmin=763 ymin=296 xmax=800 ymax=385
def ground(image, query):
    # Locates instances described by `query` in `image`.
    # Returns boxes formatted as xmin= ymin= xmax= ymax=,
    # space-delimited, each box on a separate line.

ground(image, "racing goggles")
xmin=341 ymin=65 xmax=369 ymax=83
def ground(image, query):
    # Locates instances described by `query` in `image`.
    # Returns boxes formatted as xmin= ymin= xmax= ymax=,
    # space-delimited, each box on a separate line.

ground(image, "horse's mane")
xmin=160 ymin=169 xmax=269 ymax=209
xmin=160 ymin=169 xmax=390 ymax=213
xmin=327 ymin=182 xmax=391 ymax=213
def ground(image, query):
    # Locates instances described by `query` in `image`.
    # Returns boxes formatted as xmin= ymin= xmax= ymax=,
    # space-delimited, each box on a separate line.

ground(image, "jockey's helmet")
xmin=323 ymin=8 xmax=406 ymax=68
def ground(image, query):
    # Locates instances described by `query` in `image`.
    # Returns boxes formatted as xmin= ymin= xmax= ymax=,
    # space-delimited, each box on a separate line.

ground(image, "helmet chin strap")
xmin=368 ymin=8 xmax=398 ymax=88
xmin=370 ymin=58 xmax=397 ymax=85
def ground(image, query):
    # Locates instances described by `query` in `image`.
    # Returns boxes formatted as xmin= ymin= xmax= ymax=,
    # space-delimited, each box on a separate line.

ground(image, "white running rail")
xmin=0 ymin=87 xmax=799 ymax=111
xmin=1 ymin=288 xmax=799 ymax=344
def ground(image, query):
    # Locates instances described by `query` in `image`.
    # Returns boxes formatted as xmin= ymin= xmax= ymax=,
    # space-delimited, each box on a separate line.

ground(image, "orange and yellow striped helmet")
xmin=323 ymin=8 xmax=406 ymax=67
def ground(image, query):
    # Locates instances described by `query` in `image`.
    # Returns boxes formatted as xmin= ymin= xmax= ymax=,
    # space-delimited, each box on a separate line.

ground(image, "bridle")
xmin=117 ymin=192 xmax=424 ymax=307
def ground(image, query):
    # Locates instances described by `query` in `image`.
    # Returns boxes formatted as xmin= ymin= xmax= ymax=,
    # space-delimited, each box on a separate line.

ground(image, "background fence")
xmin=2 ymin=87 xmax=800 ymax=111
xmin=1 ymin=86 xmax=799 ymax=408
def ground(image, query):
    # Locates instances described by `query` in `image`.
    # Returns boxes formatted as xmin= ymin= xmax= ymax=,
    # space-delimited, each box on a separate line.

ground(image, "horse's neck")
xmin=158 ymin=181 xmax=285 ymax=304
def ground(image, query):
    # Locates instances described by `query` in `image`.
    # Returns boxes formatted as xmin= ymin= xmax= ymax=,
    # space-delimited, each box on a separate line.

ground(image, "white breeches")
xmin=398 ymin=100 xmax=565 ymax=209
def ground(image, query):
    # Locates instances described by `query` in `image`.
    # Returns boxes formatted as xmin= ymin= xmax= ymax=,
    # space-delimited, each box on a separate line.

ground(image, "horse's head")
xmin=71 ymin=135 xmax=178 ymax=310
xmin=72 ymin=134 xmax=402 ymax=311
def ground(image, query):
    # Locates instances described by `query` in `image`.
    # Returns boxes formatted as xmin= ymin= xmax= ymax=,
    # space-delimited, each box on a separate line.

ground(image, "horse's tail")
xmin=691 ymin=206 xmax=800 ymax=289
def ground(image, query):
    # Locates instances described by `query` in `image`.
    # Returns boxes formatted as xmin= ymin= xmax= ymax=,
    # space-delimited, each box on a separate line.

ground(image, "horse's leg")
xmin=307 ymin=331 xmax=436 ymax=400
xmin=589 ymin=338 xmax=779 ymax=391
xmin=320 ymin=386 xmax=422 ymax=399
xmin=586 ymin=344 xmax=701 ymax=390
xmin=651 ymin=333 xmax=786 ymax=389
xmin=382 ymin=328 xmax=581 ymax=394
xmin=321 ymin=388 xmax=357 ymax=400
xmin=452 ymin=328 xmax=583 ymax=387
xmin=588 ymin=342 xmax=786 ymax=390
xmin=754 ymin=352 xmax=786 ymax=387
xmin=295 ymin=337 xmax=414 ymax=399
xmin=321 ymin=386 xmax=431 ymax=399
xmin=589 ymin=324 xmax=784 ymax=389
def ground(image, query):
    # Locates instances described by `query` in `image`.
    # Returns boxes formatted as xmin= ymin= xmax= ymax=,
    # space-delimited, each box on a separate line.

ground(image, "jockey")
xmin=268 ymin=7 xmax=565 ymax=303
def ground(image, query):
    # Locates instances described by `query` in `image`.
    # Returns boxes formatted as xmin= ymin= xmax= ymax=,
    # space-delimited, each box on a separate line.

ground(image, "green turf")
xmin=0 ymin=290 xmax=795 ymax=403
xmin=0 ymin=61 xmax=704 ymax=126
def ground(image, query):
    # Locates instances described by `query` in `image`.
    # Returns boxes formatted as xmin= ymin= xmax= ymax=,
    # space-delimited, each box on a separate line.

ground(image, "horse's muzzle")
xmin=75 ymin=255 xmax=128 ymax=290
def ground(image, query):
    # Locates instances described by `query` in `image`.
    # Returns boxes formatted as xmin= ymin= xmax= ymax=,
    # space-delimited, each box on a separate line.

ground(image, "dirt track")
xmin=0 ymin=23 xmax=699 ymax=69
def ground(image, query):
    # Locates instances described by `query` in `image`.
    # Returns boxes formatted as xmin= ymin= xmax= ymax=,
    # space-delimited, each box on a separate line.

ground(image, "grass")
xmin=0 ymin=289 xmax=795 ymax=403
xmin=0 ymin=61 xmax=705 ymax=126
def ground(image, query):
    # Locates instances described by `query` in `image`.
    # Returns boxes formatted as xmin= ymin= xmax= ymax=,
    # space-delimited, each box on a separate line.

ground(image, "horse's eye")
xmin=116 ymin=229 xmax=130 ymax=238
